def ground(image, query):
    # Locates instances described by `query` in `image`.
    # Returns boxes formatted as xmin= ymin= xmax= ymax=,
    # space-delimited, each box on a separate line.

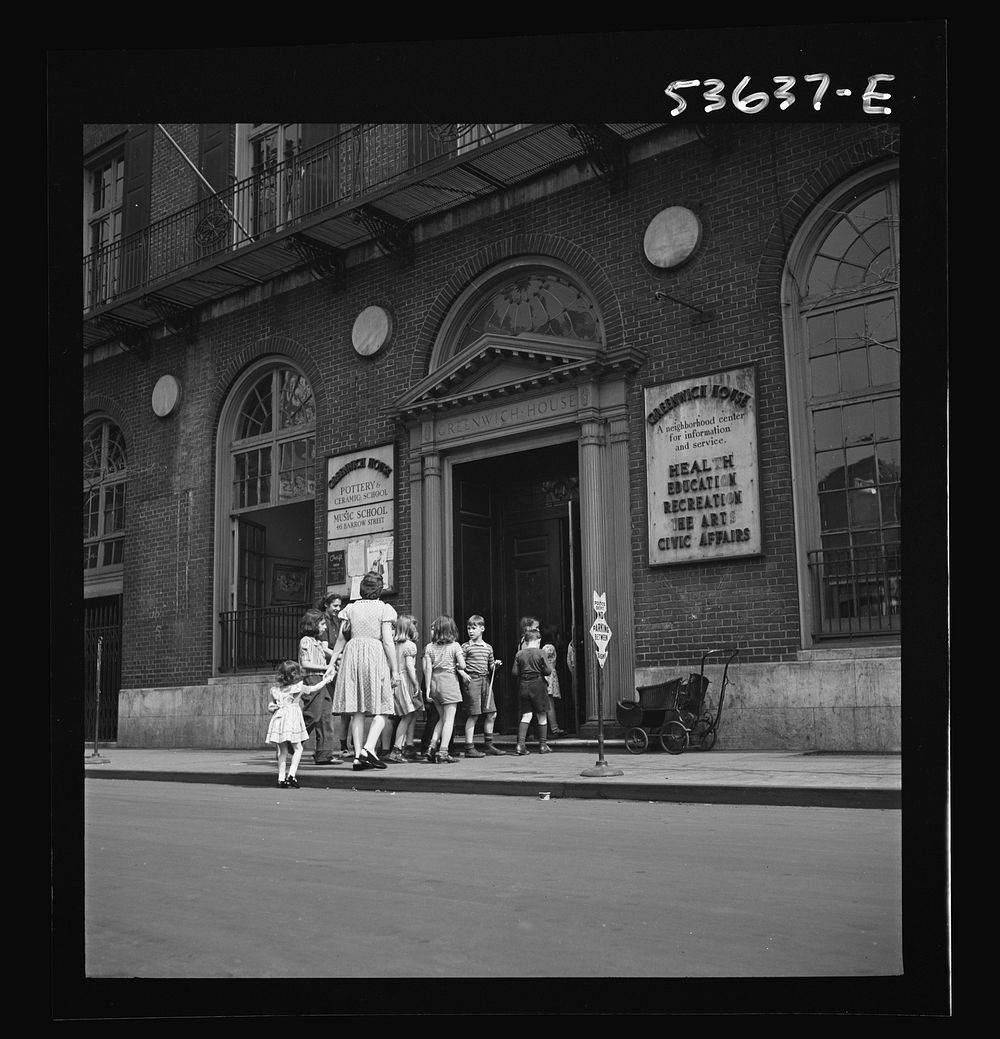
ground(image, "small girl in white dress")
xmin=266 ymin=660 xmax=335 ymax=788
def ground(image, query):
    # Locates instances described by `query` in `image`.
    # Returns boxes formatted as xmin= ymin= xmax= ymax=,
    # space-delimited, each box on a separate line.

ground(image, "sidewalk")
xmin=84 ymin=741 xmax=901 ymax=809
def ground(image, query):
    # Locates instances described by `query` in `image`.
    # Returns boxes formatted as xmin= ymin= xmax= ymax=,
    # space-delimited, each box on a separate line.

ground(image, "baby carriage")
xmin=616 ymin=647 xmax=738 ymax=754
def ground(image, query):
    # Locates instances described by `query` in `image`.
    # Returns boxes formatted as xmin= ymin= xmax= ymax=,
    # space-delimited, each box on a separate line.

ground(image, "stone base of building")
xmin=624 ymin=647 xmax=900 ymax=753
xmin=117 ymin=649 xmax=900 ymax=753
xmin=117 ymin=677 xmax=275 ymax=750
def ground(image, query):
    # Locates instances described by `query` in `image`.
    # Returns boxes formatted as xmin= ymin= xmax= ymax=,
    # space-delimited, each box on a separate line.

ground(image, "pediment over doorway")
xmin=388 ymin=336 xmax=610 ymax=419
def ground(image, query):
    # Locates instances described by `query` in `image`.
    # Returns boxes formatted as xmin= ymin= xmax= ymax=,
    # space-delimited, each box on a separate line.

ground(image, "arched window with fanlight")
xmin=215 ymin=361 xmax=317 ymax=672
xmin=231 ymin=366 xmax=316 ymax=511
xmin=429 ymin=261 xmax=605 ymax=376
xmin=783 ymin=163 xmax=900 ymax=643
xmin=456 ymin=270 xmax=603 ymax=351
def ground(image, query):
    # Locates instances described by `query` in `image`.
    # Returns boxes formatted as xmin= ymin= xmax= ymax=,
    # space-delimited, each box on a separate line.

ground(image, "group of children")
xmin=265 ymin=606 xmax=568 ymax=787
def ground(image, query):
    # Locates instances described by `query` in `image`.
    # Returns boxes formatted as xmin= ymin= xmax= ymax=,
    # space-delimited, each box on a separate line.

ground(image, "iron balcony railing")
xmin=219 ymin=603 xmax=309 ymax=673
xmin=807 ymin=540 xmax=901 ymax=639
xmin=83 ymin=123 xmax=518 ymax=313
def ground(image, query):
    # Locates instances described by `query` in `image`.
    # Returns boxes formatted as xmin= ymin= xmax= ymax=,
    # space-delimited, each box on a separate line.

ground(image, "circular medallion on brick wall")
xmin=643 ymin=206 xmax=702 ymax=269
xmin=151 ymin=374 xmax=181 ymax=417
xmin=352 ymin=305 xmax=393 ymax=357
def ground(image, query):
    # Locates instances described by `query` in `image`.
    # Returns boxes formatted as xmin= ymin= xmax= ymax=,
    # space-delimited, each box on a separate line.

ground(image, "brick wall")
xmin=82 ymin=122 xmax=894 ymax=688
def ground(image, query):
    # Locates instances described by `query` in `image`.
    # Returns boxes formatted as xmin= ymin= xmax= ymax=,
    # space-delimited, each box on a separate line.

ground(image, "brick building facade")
xmin=82 ymin=121 xmax=902 ymax=751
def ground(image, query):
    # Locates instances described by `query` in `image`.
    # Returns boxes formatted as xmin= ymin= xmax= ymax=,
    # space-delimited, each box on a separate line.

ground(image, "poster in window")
xmin=326 ymin=549 xmax=346 ymax=586
xmin=326 ymin=443 xmax=395 ymax=598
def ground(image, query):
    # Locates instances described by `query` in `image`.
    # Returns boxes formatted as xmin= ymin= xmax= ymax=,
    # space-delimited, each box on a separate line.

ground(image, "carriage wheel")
xmin=625 ymin=727 xmax=649 ymax=754
xmin=692 ymin=719 xmax=717 ymax=751
xmin=660 ymin=722 xmax=689 ymax=755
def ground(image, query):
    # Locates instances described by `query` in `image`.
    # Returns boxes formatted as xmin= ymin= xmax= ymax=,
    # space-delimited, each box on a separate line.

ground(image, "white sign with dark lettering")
xmin=326 ymin=443 xmax=395 ymax=597
xmin=645 ymin=365 xmax=762 ymax=565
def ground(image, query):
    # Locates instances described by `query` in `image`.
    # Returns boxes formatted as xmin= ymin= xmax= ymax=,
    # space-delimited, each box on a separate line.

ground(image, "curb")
xmin=83 ymin=768 xmax=900 ymax=809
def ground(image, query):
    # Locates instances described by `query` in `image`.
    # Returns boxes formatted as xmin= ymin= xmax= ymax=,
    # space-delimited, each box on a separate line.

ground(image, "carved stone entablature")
xmin=386 ymin=336 xmax=618 ymax=421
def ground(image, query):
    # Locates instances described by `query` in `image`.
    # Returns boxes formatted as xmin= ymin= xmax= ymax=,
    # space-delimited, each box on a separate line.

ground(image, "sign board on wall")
xmin=645 ymin=365 xmax=762 ymax=566
xmin=326 ymin=443 xmax=395 ymax=599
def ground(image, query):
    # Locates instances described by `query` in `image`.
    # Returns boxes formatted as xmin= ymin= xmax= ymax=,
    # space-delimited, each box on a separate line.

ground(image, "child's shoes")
xmin=362 ymin=749 xmax=388 ymax=770
xmin=287 ymin=774 xmax=300 ymax=787
xmin=538 ymin=744 xmax=553 ymax=754
xmin=277 ymin=778 xmax=289 ymax=788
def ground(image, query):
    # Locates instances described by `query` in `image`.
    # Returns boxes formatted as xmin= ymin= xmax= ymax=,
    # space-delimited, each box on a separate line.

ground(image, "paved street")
xmin=84 ymin=778 xmax=902 ymax=982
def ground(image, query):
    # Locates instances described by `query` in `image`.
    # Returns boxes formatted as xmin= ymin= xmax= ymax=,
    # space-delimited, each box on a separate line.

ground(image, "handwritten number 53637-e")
xmin=664 ymin=75 xmax=894 ymax=116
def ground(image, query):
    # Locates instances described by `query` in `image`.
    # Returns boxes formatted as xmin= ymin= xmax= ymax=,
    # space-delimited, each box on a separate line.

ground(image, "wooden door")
xmin=499 ymin=516 xmax=569 ymax=731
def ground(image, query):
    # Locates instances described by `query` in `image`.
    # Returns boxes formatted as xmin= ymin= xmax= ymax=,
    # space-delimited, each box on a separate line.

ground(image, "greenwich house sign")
xmin=326 ymin=443 xmax=396 ymax=599
xmin=645 ymin=365 xmax=762 ymax=565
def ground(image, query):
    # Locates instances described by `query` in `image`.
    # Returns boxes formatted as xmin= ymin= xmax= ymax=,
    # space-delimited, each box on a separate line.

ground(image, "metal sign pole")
xmin=581 ymin=592 xmax=623 ymax=778
xmin=88 ymin=636 xmax=110 ymax=763
xmin=567 ymin=500 xmax=577 ymax=729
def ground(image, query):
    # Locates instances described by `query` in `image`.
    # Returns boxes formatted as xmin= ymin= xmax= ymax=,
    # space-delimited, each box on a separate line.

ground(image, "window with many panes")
xmin=245 ymin=123 xmax=302 ymax=236
xmin=786 ymin=171 xmax=900 ymax=639
xmin=84 ymin=149 xmax=124 ymax=308
xmin=84 ymin=420 xmax=127 ymax=572
xmin=231 ymin=367 xmax=316 ymax=511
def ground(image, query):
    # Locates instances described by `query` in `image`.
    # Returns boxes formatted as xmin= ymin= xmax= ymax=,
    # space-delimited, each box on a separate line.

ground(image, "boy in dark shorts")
xmin=511 ymin=623 xmax=552 ymax=755
xmin=461 ymin=615 xmax=505 ymax=756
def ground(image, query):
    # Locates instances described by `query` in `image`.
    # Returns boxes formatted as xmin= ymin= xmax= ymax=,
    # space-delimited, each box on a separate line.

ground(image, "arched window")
xmin=83 ymin=418 xmax=127 ymax=573
xmin=215 ymin=360 xmax=317 ymax=673
xmin=230 ymin=366 xmax=316 ymax=511
xmin=784 ymin=167 xmax=900 ymax=642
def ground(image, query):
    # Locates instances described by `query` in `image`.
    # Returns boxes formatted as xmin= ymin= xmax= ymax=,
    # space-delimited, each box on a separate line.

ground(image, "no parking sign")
xmin=589 ymin=592 xmax=612 ymax=668
xmin=580 ymin=591 xmax=624 ymax=778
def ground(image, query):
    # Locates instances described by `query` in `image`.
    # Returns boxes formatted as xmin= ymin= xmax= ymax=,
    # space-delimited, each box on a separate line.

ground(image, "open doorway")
xmin=220 ymin=499 xmax=315 ymax=672
xmin=452 ymin=441 xmax=584 ymax=734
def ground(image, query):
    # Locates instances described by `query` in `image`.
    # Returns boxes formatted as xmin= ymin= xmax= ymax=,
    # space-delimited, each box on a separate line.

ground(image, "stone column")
xmin=407 ymin=442 xmax=424 ymax=624
xmin=421 ymin=450 xmax=444 ymax=625
xmin=577 ymin=403 xmax=607 ymax=726
xmin=606 ymin=411 xmax=637 ymax=707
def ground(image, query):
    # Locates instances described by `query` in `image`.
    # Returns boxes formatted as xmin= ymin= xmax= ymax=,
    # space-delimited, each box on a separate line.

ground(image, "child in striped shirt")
xmin=460 ymin=615 xmax=505 ymax=757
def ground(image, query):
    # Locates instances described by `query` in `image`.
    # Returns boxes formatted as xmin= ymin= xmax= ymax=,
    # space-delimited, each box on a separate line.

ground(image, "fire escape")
xmin=83 ymin=123 xmax=665 ymax=351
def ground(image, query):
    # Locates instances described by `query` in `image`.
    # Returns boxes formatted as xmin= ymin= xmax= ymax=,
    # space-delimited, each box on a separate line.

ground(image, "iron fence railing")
xmin=84 ymin=599 xmax=122 ymax=742
xmin=83 ymin=123 xmax=519 ymax=312
xmin=807 ymin=541 xmax=901 ymax=639
xmin=219 ymin=604 xmax=307 ymax=673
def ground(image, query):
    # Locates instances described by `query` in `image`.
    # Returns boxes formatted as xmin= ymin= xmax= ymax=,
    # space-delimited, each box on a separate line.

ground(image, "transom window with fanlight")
xmin=455 ymin=269 xmax=603 ymax=355
xmin=231 ymin=367 xmax=316 ymax=511
xmin=84 ymin=419 xmax=127 ymax=573
xmin=784 ymin=168 xmax=900 ymax=642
